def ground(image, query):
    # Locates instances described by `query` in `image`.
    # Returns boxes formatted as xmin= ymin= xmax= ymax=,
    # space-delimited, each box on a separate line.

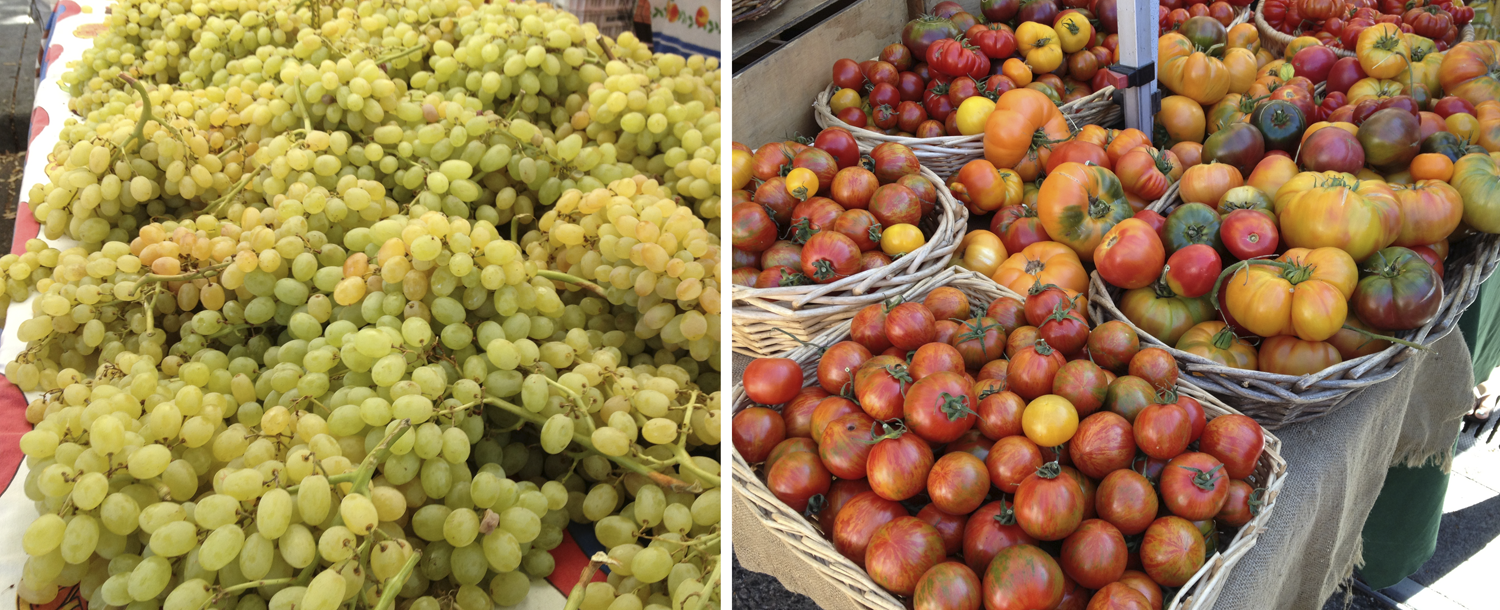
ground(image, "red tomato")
xmin=854 ymin=359 xmax=914 ymax=421
xmin=964 ymin=500 xmax=1039 ymax=574
xmin=1216 ymin=480 xmax=1259 ymax=528
xmin=1162 ymin=244 xmax=1222 ymax=298
xmin=910 ymin=342 xmax=967 ymax=380
xmin=732 ymin=202 xmax=778 ymax=252
xmin=867 ymin=424 xmax=936 ymax=501
xmin=815 ymin=478 xmax=871 ymax=526
xmin=867 ymin=517 xmax=947 ymax=596
xmin=1089 ymin=583 xmax=1153 ymax=609
xmin=885 ymin=302 xmax=937 ymax=350
xmin=953 ymin=317 xmax=1007 ymax=370
xmin=743 ymin=358 xmax=804 ymax=405
xmin=731 ymin=407 xmax=785 ymax=463
xmin=1015 ymin=462 xmax=1087 ymax=541
xmin=1095 ymin=469 xmax=1159 ymax=536
xmin=1010 ymin=340 xmax=1070 ymax=400
xmin=1200 ymin=414 xmax=1265 ymax=479
xmin=904 ymin=371 xmax=979 ymax=443
xmin=1159 ymin=452 xmax=1230 ymax=520
xmin=832 ymin=492 xmax=909 ymax=567
xmin=917 ymin=506 xmax=969 ymax=556
xmin=812 ymin=397 xmax=862 ymax=443
xmin=1026 ymin=284 xmax=1081 ymax=327
xmin=977 ymin=387 xmax=1027 ymax=440
xmin=1104 ymin=375 xmax=1157 ymax=423
xmin=983 ymin=545 xmax=1065 ymax=610
xmin=819 ymin=341 xmax=873 ymax=394
xmin=987 ymin=296 xmax=1029 ymax=335
xmin=915 ymin=562 xmax=982 ymax=610
xmin=766 ymin=451 xmax=831 ymax=512
xmin=1134 ymin=403 xmax=1191 ymax=460
xmin=1095 ymin=219 xmax=1168 ymax=290
xmin=1220 ymin=209 xmax=1280 ymax=260
xmin=1116 ymin=571 xmax=1164 ymax=610
xmin=1060 ymin=519 xmax=1128 ymax=590
xmin=814 ymin=127 xmax=863 ymax=170
xmin=781 ymin=387 xmax=830 ymax=438
xmin=1140 ymin=516 xmax=1206 ymax=588
xmin=764 ymin=437 xmax=817 ymax=473
xmin=801 ymin=231 xmax=862 ymax=284
xmin=928 ymin=451 xmax=991 ymax=515
xmin=925 ymin=286 xmax=972 ymax=321
xmin=1070 ymin=411 xmax=1138 ymax=479
xmin=1128 ymin=348 xmax=1179 ymax=390
xmin=1176 ymin=393 xmax=1207 ymax=443
xmin=987 ymin=435 xmax=1045 ymax=493
xmin=1052 ymin=360 xmax=1109 ymax=417
xmin=850 ymin=301 xmax=894 ymax=353
xmin=1038 ymin=305 xmax=1091 ymax=358
xmin=819 ymin=412 xmax=877 ymax=479
xmin=831 ymin=58 xmax=864 ymax=89
xmin=1087 ymin=321 xmax=1141 ymax=375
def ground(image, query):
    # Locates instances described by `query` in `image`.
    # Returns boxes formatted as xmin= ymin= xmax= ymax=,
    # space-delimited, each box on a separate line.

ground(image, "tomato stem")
xmin=1339 ymin=323 xmax=1427 ymax=350
xmin=1180 ymin=463 xmax=1225 ymax=491
xmin=938 ymin=392 xmax=978 ymax=421
xmin=1034 ymin=460 xmax=1063 ymax=479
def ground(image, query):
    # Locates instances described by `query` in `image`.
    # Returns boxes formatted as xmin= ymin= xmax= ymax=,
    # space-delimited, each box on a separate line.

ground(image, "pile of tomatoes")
xmin=729 ymin=130 xmax=945 ymax=288
xmin=1261 ymin=0 xmax=1473 ymax=51
xmin=825 ymin=0 xmax=1122 ymax=138
xmin=1159 ymin=0 xmax=1253 ymax=36
xmin=1136 ymin=21 xmax=1500 ymax=377
xmin=733 ymin=284 xmax=1269 ymax=610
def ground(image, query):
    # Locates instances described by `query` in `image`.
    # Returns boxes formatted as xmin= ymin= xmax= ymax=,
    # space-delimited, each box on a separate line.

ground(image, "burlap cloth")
xmin=731 ymin=331 xmax=1475 ymax=609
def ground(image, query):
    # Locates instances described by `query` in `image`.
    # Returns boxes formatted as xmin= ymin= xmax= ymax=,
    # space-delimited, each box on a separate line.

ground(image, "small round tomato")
xmin=819 ymin=341 xmax=873 ymax=394
xmin=915 ymin=562 xmax=982 ymax=610
xmin=801 ymin=231 xmax=862 ymax=284
xmin=918 ymin=503 xmax=968 ymax=556
xmin=882 ymin=223 xmax=926 ymax=256
xmin=869 ymin=183 xmax=923 ymax=227
xmin=1128 ymin=348 xmax=1179 ymax=390
xmin=987 ymin=296 xmax=1029 ymax=334
xmin=1200 ymin=414 xmax=1265 ymax=480
xmin=867 ymin=422 xmax=936 ymax=501
xmin=1037 ymin=304 xmax=1090 ymax=358
xmin=1096 ymin=469 xmax=1159 ymax=536
xmin=964 ymin=500 xmax=1039 ymax=574
xmin=820 ymin=412 xmax=877 ymax=479
xmin=764 ymin=437 xmax=818 ymax=473
xmin=832 ymin=492 xmax=908 ymax=567
xmin=1087 ymin=321 xmax=1141 ymax=375
xmin=1259 ymin=336 xmax=1343 ymax=376
xmin=732 ymin=407 xmax=786 ymax=463
xmin=1060 ymin=519 xmax=1128 ymax=590
xmin=910 ymin=342 xmax=967 ymax=380
xmin=1052 ymin=360 xmax=1108 ymax=417
xmin=987 ymin=435 xmax=1045 ymax=494
xmin=1010 ymin=339 xmax=1069 ymax=401
xmin=925 ymin=286 xmax=972 ymax=321
xmin=832 ymin=209 xmax=883 ymax=252
xmin=781 ymin=387 xmax=829 ymax=438
xmin=1095 ymin=218 xmax=1167 ymax=290
xmin=977 ymin=387 xmax=1026 ymax=440
xmin=904 ymin=371 xmax=979 ymax=443
xmin=1015 ymin=462 xmax=1087 ymax=541
xmin=812 ymin=397 xmax=862 ymax=442
xmin=1163 ymin=244 xmax=1222 ymax=298
xmin=1217 ymin=480 xmax=1260 ymax=528
xmin=732 ymin=202 xmax=778 ymax=253
xmin=1140 ymin=516 xmax=1206 ymax=588
xmin=886 ymin=302 xmax=937 ymax=350
xmin=953 ymin=317 xmax=1007 ymax=370
xmin=983 ymin=545 xmax=1065 ymax=610
xmin=767 ymin=451 xmax=831 ymax=512
xmin=929 ymin=451 xmax=991 ymax=515
xmin=1134 ymin=402 xmax=1191 ymax=460
xmin=816 ymin=473 xmax=871 ymax=526
xmin=1160 ymin=452 xmax=1230 ymax=520
xmin=743 ymin=358 xmax=804 ymax=405
xmin=851 ymin=301 xmax=894 ymax=353
xmin=1220 ymin=208 xmax=1280 ymax=260
xmin=1070 ymin=411 xmax=1137 ymax=480
xmin=1022 ymin=394 xmax=1080 ymax=447
xmin=867 ymin=517 xmax=947 ymax=596
xmin=855 ymin=359 xmax=913 ymax=421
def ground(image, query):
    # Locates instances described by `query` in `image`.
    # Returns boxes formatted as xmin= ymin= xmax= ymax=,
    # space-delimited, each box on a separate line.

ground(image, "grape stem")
xmin=673 ymin=392 xmax=719 ymax=487
xmin=540 ymin=376 xmax=596 ymax=433
xmin=133 ymin=261 xmax=235 ymax=295
xmin=371 ymin=549 xmax=423 ymax=610
xmin=483 ymin=397 xmax=701 ymax=492
xmin=536 ymin=270 xmax=608 ymax=299
xmin=687 ymin=557 xmax=721 ymax=610
xmin=294 ymin=82 xmax=313 ymax=133
xmin=350 ymin=418 xmax=413 ymax=495
xmin=206 ymin=171 xmax=257 ymax=216
xmin=561 ymin=553 xmax=619 ymax=610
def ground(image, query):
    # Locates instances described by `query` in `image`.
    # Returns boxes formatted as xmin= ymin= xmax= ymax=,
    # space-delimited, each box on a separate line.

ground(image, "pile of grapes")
xmin=8 ymin=1 xmax=722 ymax=610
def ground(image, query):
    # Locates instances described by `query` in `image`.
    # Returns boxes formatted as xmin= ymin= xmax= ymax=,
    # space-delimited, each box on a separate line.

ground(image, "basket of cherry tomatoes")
xmin=1256 ymin=0 xmax=1475 ymax=60
xmin=810 ymin=1 xmax=1126 ymax=175
xmin=731 ymin=267 xmax=1287 ymax=610
xmin=730 ymin=130 xmax=969 ymax=357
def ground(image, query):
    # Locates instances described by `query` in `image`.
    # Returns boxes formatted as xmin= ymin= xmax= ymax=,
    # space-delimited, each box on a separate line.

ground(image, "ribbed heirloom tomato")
xmin=1353 ymin=247 xmax=1444 ymax=331
xmin=1037 ymin=162 xmax=1134 ymax=262
xmin=1275 ymin=171 xmax=1401 ymax=262
xmin=984 ymin=89 xmax=1072 ymax=181
xmin=994 ymin=242 xmax=1088 ymax=295
xmin=1223 ymin=246 xmax=1358 ymax=341
xmin=1176 ymin=321 xmax=1259 ymax=370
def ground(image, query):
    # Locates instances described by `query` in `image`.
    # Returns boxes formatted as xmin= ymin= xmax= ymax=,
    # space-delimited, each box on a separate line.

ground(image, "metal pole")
xmin=1117 ymin=0 xmax=1160 ymax=131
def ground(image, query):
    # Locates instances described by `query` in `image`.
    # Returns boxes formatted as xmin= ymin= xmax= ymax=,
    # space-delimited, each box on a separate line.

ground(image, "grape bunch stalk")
xmin=8 ymin=1 xmax=722 ymax=610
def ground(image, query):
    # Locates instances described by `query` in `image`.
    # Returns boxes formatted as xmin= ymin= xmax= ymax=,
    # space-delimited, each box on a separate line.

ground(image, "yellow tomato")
xmin=956 ymin=96 xmax=995 ymax=136
xmin=731 ymin=148 xmax=753 ymax=191
xmin=1022 ymin=395 xmax=1079 ymax=447
xmin=830 ymin=88 xmax=863 ymax=113
xmin=954 ymin=230 xmax=1008 ymax=276
xmin=1017 ymin=22 xmax=1063 ymax=73
xmin=785 ymin=168 xmax=818 ymax=201
xmin=881 ymin=223 xmax=926 ymax=256
xmin=1055 ymin=13 xmax=1093 ymax=54
xmin=1447 ymin=113 xmax=1480 ymax=144
xmin=1286 ymin=36 xmax=1322 ymax=57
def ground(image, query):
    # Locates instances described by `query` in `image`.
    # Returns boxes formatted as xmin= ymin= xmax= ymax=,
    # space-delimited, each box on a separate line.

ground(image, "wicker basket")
xmin=812 ymin=74 xmax=1122 ymax=176
xmin=733 ymin=0 xmax=788 ymax=23
xmin=731 ymin=165 xmax=969 ymax=357
xmin=1086 ymin=190 xmax=1500 ymax=429
xmin=1254 ymin=7 xmax=1473 ymax=59
xmin=732 ymin=267 xmax=1289 ymax=610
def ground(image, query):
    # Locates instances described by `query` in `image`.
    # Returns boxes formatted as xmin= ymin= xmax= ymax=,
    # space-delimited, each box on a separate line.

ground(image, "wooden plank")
xmin=732 ymin=0 xmax=908 ymax=148
xmin=732 ymin=0 xmax=847 ymax=62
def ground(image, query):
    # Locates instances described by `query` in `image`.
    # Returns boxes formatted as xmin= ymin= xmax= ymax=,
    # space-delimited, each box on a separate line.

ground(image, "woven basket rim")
xmin=733 ymin=0 xmax=789 ymax=23
xmin=814 ymin=83 xmax=1119 ymax=150
xmin=732 ymin=267 xmax=1290 ymax=610
xmin=730 ymin=164 xmax=969 ymax=308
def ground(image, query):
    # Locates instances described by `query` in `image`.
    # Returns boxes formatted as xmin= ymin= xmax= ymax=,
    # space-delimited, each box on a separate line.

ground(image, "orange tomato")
xmin=1410 ymin=153 xmax=1454 ymax=182
xmin=1156 ymin=95 xmax=1206 ymax=145
xmin=1003 ymin=58 xmax=1033 ymax=87
xmin=992 ymin=241 xmax=1088 ymax=295
xmin=1246 ymin=155 xmax=1299 ymax=199
xmin=1171 ymin=142 xmax=1203 ymax=168
xmin=1179 ymin=161 xmax=1244 ymax=208
xmin=984 ymin=89 xmax=1070 ymax=181
xmin=1259 ymin=336 xmax=1343 ymax=376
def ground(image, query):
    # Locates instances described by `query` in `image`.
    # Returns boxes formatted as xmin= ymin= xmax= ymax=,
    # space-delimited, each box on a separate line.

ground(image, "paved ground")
xmin=0 ymin=0 xmax=41 ymax=250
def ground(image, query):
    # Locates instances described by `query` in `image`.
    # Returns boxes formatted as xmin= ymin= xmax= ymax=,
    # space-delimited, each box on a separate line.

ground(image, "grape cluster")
xmin=10 ymin=1 xmax=722 ymax=610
